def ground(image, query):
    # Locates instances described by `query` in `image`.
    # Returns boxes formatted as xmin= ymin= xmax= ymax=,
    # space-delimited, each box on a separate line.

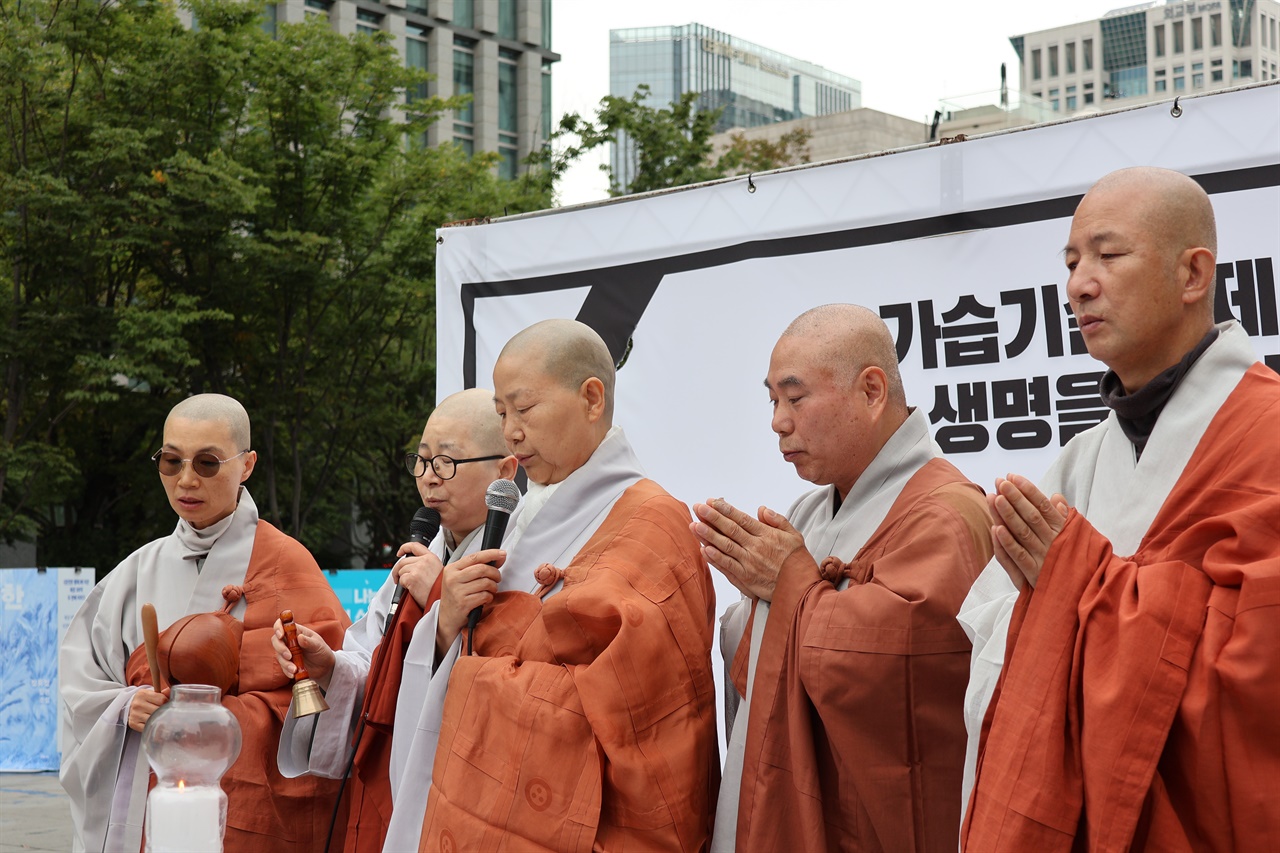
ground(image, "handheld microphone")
xmin=466 ymin=479 xmax=521 ymax=636
xmin=384 ymin=506 xmax=441 ymax=635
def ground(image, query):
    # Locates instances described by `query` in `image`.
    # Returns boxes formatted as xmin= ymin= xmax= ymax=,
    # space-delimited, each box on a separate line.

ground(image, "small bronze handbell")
xmin=292 ymin=677 xmax=329 ymax=718
xmin=279 ymin=608 xmax=329 ymax=718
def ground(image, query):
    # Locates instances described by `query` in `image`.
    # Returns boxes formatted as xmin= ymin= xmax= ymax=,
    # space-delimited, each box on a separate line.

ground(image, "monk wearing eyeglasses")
xmin=58 ymin=393 xmax=350 ymax=853
xmin=273 ymin=388 xmax=520 ymax=853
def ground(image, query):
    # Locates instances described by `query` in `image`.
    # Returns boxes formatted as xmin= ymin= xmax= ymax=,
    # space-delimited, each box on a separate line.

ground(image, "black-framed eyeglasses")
xmin=151 ymin=449 xmax=249 ymax=478
xmin=404 ymin=453 xmax=502 ymax=480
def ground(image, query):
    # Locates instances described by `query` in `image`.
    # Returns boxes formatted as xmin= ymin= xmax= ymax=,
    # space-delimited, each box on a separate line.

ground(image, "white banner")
xmin=436 ymin=84 xmax=1280 ymax=748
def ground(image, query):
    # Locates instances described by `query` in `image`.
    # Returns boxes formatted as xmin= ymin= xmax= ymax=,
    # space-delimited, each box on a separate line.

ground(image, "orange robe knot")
xmin=817 ymin=556 xmax=874 ymax=585
xmin=221 ymin=584 xmax=245 ymax=610
xmin=817 ymin=556 xmax=849 ymax=584
xmin=533 ymin=562 xmax=563 ymax=585
xmin=533 ymin=563 xmax=564 ymax=598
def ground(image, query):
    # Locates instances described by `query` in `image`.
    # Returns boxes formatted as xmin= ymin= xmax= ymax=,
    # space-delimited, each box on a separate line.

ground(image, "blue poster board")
xmin=0 ymin=567 xmax=91 ymax=771
xmin=324 ymin=569 xmax=392 ymax=625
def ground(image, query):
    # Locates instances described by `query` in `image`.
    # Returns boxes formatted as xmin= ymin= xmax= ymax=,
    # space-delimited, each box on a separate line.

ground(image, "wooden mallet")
xmin=141 ymin=603 xmax=163 ymax=692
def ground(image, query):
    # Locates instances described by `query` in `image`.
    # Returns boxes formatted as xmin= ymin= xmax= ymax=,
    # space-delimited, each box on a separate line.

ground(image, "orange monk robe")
xmin=963 ymin=364 xmax=1280 ymax=852
xmin=733 ymin=458 xmax=992 ymax=853
xmin=420 ymin=480 xmax=720 ymax=852
xmin=126 ymin=521 xmax=351 ymax=853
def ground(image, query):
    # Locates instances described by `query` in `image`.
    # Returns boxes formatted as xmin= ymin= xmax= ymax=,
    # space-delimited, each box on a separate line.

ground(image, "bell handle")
xmin=278 ymin=610 xmax=311 ymax=681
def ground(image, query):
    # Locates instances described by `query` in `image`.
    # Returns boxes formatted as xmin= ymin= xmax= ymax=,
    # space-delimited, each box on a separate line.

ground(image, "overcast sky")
xmin=549 ymin=0 xmax=1124 ymax=205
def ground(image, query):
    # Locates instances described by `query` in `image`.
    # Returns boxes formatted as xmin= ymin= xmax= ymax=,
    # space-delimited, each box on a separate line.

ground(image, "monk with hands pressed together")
xmin=959 ymin=167 xmax=1280 ymax=851
xmin=697 ymin=305 xmax=992 ymax=853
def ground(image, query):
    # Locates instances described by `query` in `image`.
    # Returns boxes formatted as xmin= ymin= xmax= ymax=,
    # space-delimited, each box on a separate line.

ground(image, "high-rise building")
xmin=245 ymin=0 xmax=560 ymax=179
xmin=1011 ymin=0 xmax=1280 ymax=118
xmin=609 ymin=24 xmax=861 ymax=192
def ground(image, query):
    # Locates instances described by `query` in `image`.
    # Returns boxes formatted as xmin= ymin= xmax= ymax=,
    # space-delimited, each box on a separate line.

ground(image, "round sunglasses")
xmin=151 ymin=449 xmax=249 ymax=478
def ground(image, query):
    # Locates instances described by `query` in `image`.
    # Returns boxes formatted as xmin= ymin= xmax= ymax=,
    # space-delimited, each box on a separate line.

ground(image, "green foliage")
xmin=1 ymin=0 xmax=553 ymax=569
xmin=546 ymin=86 xmax=725 ymax=197
xmin=546 ymin=85 xmax=811 ymax=197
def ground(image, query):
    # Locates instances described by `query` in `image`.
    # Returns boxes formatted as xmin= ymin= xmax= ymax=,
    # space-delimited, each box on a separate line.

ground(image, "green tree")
xmin=1 ymin=0 xmax=555 ymax=570
xmin=546 ymin=86 xmax=812 ymax=197
xmin=550 ymin=86 xmax=725 ymax=197
xmin=1 ymin=0 xmax=236 ymax=562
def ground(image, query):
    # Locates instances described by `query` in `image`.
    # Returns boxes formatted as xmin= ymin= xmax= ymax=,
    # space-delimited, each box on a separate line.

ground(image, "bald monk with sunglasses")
xmin=59 ymin=393 xmax=350 ymax=853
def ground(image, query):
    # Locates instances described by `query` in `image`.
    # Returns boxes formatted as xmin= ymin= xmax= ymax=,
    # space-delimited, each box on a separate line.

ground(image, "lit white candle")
xmin=146 ymin=781 xmax=225 ymax=853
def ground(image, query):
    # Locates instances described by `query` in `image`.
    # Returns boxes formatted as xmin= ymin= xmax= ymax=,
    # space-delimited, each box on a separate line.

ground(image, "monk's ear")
xmin=859 ymin=366 xmax=889 ymax=413
xmin=239 ymin=450 xmax=257 ymax=483
xmin=1179 ymin=246 xmax=1215 ymax=309
xmin=498 ymin=454 xmax=519 ymax=482
xmin=579 ymin=377 xmax=606 ymax=423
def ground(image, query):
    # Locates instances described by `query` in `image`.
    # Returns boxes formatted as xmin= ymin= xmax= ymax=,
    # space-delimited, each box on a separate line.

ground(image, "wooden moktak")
xmin=155 ymin=611 xmax=244 ymax=695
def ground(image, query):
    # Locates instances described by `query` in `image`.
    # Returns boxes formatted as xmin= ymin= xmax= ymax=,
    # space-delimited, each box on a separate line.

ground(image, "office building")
xmin=609 ymin=24 xmax=861 ymax=192
xmin=233 ymin=0 xmax=560 ymax=179
xmin=1011 ymin=0 xmax=1280 ymax=118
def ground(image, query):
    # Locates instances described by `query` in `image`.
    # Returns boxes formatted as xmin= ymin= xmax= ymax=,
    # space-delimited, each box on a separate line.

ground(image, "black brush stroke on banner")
xmin=459 ymin=164 xmax=1279 ymax=387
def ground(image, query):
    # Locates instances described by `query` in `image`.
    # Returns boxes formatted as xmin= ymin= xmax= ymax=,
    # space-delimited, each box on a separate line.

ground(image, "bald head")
xmin=431 ymin=388 xmax=507 ymax=456
xmin=498 ymin=319 xmax=616 ymax=423
xmin=166 ymin=394 xmax=251 ymax=451
xmin=1089 ymin=167 xmax=1216 ymax=254
xmin=780 ymin=304 xmax=907 ymax=411
xmin=1085 ymin=167 xmax=1217 ymax=317
xmin=1065 ymin=167 xmax=1220 ymax=391
xmin=767 ymin=305 xmax=910 ymax=498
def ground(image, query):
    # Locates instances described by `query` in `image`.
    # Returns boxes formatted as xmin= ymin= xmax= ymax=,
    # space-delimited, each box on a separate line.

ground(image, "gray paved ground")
xmin=0 ymin=772 xmax=71 ymax=852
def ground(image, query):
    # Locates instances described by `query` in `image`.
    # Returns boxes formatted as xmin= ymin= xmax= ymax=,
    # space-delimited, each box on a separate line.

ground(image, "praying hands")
xmin=988 ymin=473 xmax=1070 ymax=589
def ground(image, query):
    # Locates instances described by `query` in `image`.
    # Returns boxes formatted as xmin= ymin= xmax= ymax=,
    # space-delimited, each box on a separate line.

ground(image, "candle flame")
xmin=178 ymin=780 xmax=186 ymax=790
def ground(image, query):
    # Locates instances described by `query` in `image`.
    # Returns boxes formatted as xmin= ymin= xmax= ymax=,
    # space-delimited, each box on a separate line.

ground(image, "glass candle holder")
xmin=141 ymin=684 xmax=242 ymax=853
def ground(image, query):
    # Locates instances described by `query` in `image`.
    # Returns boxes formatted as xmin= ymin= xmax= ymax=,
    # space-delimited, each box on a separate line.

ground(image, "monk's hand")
xmin=392 ymin=549 xmax=446 ymax=609
xmin=436 ymin=549 xmax=504 ymax=655
xmin=691 ymin=498 xmax=807 ymax=602
xmin=128 ymin=687 xmax=169 ymax=732
xmin=270 ymin=618 xmax=337 ymax=690
xmin=396 ymin=539 xmax=432 ymax=559
xmin=989 ymin=474 xmax=1070 ymax=589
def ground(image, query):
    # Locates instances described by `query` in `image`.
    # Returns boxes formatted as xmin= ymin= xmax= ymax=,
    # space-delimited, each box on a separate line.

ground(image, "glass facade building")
xmin=609 ymin=24 xmax=861 ymax=192
xmin=1100 ymin=9 xmax=1150 ymax=98
xmin=1012 ymin=0 xmax=1278 ymax=116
